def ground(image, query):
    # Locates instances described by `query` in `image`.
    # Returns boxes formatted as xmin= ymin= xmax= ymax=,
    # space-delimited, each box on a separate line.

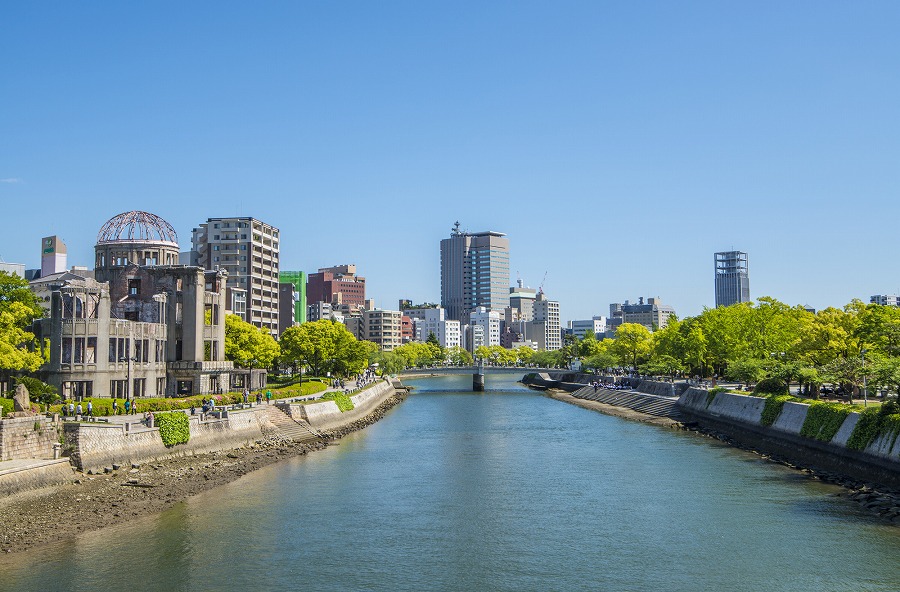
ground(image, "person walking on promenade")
xmin=68 ymin=401 xmax=75 ymax=417
xmin=76 ymin=402 xmax=82 ymax=417
xmin=87 ymin=401 xmax=93 ymax=418
xmin=266 ymin=390 xmax=272 ymax=404
xmin=243 ymin=388 xmax=249 ymax=404
xmin=124 ymin=399 xmax=131 ymax=415
xmin=113 ymin=399 xmax=119 ymax=415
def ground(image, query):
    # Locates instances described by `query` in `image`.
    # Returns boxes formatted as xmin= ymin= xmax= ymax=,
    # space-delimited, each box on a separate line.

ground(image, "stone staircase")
xmin=264 ymin=405 xmax=322 ymax=443
xmin=572 ymin=387 xmax=684 ymax=420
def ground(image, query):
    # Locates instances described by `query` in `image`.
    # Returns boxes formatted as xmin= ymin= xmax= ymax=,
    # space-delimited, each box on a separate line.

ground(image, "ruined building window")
xmin=128 ymin=279 xmax=141 ymax=296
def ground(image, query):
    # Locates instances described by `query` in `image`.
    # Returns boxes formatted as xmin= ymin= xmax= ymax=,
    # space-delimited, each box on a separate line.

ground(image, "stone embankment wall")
xmin=64 ymin=407 xmax=271 ymax=473
xmin=0 ymin=459 xmax=74 ymax=498
xmin=288 ymin=381 xmax=395 ymax=431
xmin=0 ymin=416 xmax=60 ymax=461
xmin=679 ymin=388 xmax=900 ymax=488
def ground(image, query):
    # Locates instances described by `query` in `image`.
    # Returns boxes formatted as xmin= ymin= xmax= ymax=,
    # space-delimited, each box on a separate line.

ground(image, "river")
xmin=1 ymin=374 xmax=898 ymax=591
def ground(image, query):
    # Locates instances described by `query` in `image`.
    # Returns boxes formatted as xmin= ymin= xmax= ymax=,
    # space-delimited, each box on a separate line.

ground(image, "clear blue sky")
xmin=3 ymin=2 xmax=899 ymax=324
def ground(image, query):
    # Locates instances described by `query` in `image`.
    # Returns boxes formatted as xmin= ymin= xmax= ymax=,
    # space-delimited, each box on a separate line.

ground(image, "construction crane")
xmin=538 ymin=271 xmax=548 ymax=294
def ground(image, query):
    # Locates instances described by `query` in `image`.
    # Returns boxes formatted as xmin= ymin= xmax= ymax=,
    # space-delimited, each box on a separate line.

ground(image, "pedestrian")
xmin=87 ymin=401 xmax=93 ymax=418
xmin=243 ymin=388 xmax=249 ymax=404
xmin=76 ymin=402 xmax=82 ymax=417
xmin=124 ymin=399 xmax=131 ymax=414
xmin=68 ymin=401 xmax=75 ymax=417
xmin=113 ymin=399 xmax=118 ymax=415
xmin=266 ymin=390 xmax=272 ymax=404
xmin=256 ymin=392 xmax=262 ymax=405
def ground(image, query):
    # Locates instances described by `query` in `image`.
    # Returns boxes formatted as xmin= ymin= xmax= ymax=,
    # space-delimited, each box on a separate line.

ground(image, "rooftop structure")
xmin=715 ymin=251 xmax=750 ymax=307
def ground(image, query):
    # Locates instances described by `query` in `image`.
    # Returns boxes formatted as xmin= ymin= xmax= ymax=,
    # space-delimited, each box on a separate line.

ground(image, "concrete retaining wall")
xmin=678 ymin=389 xmax=900 ymax=487
xmin=0 ymin=459 xmax=74 ymax=497
xmin=0 ymin=416 xmax=60 ymax=461
xmin=292 ymin=381 xmax=394 ymax=431
xmin=65 ymin=408 xmax=268 ymax=473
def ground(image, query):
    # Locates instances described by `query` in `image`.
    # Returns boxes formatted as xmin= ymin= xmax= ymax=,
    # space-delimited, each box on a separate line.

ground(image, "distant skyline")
xmin=3 ymin=2 xmax=899 ymax=324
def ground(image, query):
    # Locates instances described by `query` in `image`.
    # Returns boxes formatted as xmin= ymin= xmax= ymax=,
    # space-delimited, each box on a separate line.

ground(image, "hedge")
xmin=754 ymin=378 xmax=789 ymax=397
xmin=155 ymin=412 xmax=190 ymax=447
xmin=47 ymin=382 xmax=328 ymax=416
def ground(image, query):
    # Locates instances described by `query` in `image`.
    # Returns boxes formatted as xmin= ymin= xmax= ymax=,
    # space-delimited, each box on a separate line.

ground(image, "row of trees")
xmin=566 ymin=297 xmax=900 ymax=400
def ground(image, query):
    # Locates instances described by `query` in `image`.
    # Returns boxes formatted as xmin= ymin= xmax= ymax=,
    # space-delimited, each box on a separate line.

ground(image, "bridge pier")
xmin=473 ymin=359 xmax=485 ymax=392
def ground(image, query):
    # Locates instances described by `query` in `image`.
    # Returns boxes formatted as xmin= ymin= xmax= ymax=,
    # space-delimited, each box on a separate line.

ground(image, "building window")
xmin=128 ymin=279 xmax=141 ymax=296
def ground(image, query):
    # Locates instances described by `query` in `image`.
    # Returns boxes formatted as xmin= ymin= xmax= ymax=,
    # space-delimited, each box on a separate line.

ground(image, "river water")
xmin=1 ymin=374 xmax=899 ymax=591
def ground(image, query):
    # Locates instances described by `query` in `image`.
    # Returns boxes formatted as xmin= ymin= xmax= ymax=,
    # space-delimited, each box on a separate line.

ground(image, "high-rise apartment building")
xmin=363 ymin=309 xmax=402 ymax=351
xmin=191 ymin=217 xmax=280 ymax=335
xmin=715 ymin=251 xmax=750 ymax=307
xmin=440 ymin=222 xmax=510 ymax=322
xmin=871 ymin=295 xmax=900 ymax=307
xmin=306 ymin=265 xmax=366 ymax=310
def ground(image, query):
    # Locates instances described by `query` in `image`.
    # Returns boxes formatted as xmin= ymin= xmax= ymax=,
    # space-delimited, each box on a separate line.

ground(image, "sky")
xmin=2 ymin=1 xmax=899 ymax=325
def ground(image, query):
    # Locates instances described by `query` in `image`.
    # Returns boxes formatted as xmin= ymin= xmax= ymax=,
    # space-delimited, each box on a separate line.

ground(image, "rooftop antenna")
xmin=452 ymin=221 xmax=461 ymax=236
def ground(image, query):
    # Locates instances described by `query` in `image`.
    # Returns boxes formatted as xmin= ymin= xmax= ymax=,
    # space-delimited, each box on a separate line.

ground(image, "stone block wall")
xmin=0 ymin=416 xmax=60 ymax=461
xmin=65 ymin=408 xmax=268 ymax=472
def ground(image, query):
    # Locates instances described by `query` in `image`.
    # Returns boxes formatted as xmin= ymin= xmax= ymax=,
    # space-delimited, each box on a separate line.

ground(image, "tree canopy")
xmin=224 ymin=314 xmax=280 ymax=369
xmin=0 ymin=272 xmax=44 ymax=375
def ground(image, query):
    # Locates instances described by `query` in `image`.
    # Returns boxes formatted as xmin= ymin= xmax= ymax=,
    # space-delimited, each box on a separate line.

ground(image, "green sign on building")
xmin=279 ymin=271 xmax=307 ymax=324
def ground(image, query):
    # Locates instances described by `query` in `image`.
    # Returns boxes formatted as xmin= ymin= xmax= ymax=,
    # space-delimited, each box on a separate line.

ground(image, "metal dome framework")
xmin=96 ymin=211 xmax=178 ymax=245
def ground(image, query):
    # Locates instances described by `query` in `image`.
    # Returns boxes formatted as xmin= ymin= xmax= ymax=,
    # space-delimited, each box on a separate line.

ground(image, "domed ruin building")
xmin=36 ymin=211 xmax=243 ymax=399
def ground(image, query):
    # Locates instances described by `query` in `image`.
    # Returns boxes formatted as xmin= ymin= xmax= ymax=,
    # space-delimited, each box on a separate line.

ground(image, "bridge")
xmin=399 ymin=366 xmax=555 ymax=377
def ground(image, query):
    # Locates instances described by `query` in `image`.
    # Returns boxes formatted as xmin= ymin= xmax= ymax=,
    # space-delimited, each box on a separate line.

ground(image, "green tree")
xmin=610 ymin=323 xmax=652 ymax=369
xmin=0 ymin=302 xmax=44 ymax=375
xmin=515 ymin=346 xmax=534 ymax=365
xmin=279 ymin=319 xmax=363 ymax=377
xmin=225 ymin=314 xmax=280 ymax=369
xmin=0 ymin=271 xmax=44 ymax=377
xmin=445 ymin=346 xmax=473 ymax=366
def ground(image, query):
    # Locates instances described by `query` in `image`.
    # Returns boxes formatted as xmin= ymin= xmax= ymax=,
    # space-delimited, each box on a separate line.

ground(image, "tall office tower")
xmin=191 ymin=217 xmax=280 ymax=335
xmin=41 ymin=236 xmax=67 ymax=277
xmin=306 ymin=265 xmax=366 ymax=310
xmin=278 ymin=271 xmax=307 ymax=336
xmin=440 ymin=222 xmax=510 ymax=322
xmin=715 ymin=251 xmax=750 ymax=307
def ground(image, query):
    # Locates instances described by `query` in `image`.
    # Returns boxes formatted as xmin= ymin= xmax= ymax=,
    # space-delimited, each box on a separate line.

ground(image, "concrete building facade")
xmin=278 ymin=270 xmax=307 ymax=336
xmin=191 ymin=217 xmax=280 ymax=335
xmin=715 ymin=251 xmax=750 ymax=307
xmin=871 ymin=295 xmax=900 ymax=307
xmin=362 ymin=309 xmax=402 ymax=351
xmin=306 ymin=265 xmax=366 ymax=311
xmin=570 ymin=316 xmax=607 ymax=339
xmin=468 ymin=307 xmax=501 ymax=351
xmin=35 ymin=211 xmax=235 ymax=399
xmin=440 ymin=223 xmax=510 ymax=322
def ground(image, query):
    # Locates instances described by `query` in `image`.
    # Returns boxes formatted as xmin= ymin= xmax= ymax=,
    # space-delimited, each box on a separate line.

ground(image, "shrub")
xmin=760 ymin=394 xmax=799 ymax=426
xmin=320 ymin=392 xmax=354 ymax=412
xmin=847 ymin=405 xmax=900 ymax=451
xmin=754 ymin=378 xmax=789 ymax=397
xmin=155 ymin=412 xmax=190 ymax=447
xmin=799 ymin=401 xmax=852 ymax=442
xmin=0 ymin=398 xmax=14 ymax=415
xmin=13 ymin=377 xmax=58 ymax=405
